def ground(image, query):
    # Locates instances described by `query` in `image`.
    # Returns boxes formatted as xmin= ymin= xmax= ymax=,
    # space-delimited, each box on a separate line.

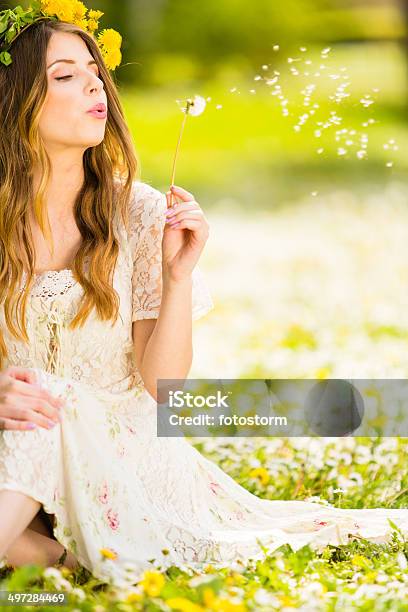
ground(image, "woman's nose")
xmin=87 ymin=74 xmax=103 ymax=94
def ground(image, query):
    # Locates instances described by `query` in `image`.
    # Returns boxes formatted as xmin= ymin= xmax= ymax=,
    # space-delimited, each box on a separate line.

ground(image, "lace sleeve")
xmin=127 ymin=181 xmax=214 ymax=322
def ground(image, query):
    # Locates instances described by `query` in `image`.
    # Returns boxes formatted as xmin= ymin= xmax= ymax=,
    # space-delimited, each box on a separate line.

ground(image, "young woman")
xmin=0 ymin=16 xmax=407 ymax=583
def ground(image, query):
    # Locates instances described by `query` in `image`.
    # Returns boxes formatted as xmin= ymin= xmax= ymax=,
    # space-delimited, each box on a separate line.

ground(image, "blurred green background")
xmin=110 ymin=0 xmax=408 ymax=208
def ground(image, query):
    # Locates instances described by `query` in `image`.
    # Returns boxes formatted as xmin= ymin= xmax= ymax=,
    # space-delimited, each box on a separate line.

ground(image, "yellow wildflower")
xmin=202 ymin=587 xmax=216 ymax=606
xmin=249 ymin=467 xmax=270 ymax=486
xmin=124 ymin=591 xmax=143 ymax=603
xmin=73 ymin=18 xmax=88 ymax=30
xmin=86 ymin=18 xmax=99 ymax=33
xmin=212 ymin=599 xmax=247 ymax=612
xmin=166 ymin=597 xmax=205 ymax=612
xmin=99 ymin=547 xmax=117 ymax=560
xmin=139 ymin=570 xmax=165 ymax=597
xmin=41 ymin=0 xmax=75 ymax=22
xmin=72 ymin=0 xmax=87 ymax=21
xmin=97 ymin=28 xmax=122 ymax=50
xmin=101 ymin=47 xmax=122 ymax=71
xmin=88 ymin=9 xmax=104 ymax=20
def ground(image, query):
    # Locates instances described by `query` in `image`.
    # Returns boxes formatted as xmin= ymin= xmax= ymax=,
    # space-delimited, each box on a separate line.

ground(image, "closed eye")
xmin=55 ymin=75 xmax=73 ymax=80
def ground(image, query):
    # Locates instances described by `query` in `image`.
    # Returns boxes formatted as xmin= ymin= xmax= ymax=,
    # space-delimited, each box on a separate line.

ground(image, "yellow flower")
xmin=99 ymin=547 xmax=117 ymax=560
xmin=166 ymin=597 xmax=205 ymax=612
xmin=72 ymin=0 xmax=87 ymax=21
xmin=97 ymin=28 xmax=122 ymax=50
xmin=212 ymin=599 xmax=247 ymax=612
xmin=73 ymin=18 xmax=88 ymax=30
xmin=139 ymin=570 xmax=165 ymax=597
xmin=88 ymin=9 xmax=104 ymax=20
xmin=41 ymin=0 xmax=75 ymax=22
xmin=86 ymin=18 xmax=99 ymax=33
xmin=249 ymin=467 xmax=270 ymax=486
xmin=125 ymin=591 xmax=143 ymax=603
xmin=202 ymin=588 xmax=216 ymax=607
xmin=278 ymin=594 xmax=297 ymax=607
xmin=100 ymin=47 xmax=122 ymax=70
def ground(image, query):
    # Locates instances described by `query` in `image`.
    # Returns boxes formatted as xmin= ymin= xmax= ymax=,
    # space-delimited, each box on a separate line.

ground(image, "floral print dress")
xmin=0 ymin=180 xmax=407 ymax=584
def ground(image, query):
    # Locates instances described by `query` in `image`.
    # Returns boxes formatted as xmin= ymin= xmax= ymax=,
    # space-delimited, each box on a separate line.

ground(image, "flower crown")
xmin=0 ymin=0 xmax=122 ymax=70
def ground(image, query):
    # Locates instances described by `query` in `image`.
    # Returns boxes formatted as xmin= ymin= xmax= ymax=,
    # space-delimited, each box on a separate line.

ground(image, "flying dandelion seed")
xmin=386 ymin=161 xmax=394 ymax=167
xmin=273 ymin=45 xmax=280 ymax=51
xmin=262 ymin=64 xmax=269 ymax=70
xmin=311 ymin=191 xmax=318 ymax=196
xmin=216 ymin=104 xmax=223 ymax=109
xmin=254 ymin=75 xmax=263 ymax=81
xmin=170 ymin=95 xmax=206 ymax=207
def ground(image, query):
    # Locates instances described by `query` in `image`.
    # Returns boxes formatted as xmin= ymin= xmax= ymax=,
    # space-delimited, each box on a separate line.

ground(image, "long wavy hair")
xmin=0 ymin=19 xmax=139 ymax=369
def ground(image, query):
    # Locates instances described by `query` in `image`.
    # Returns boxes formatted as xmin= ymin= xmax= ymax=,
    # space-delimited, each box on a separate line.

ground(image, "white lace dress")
xmin=1 ymin=180 xmax=407 ymax=584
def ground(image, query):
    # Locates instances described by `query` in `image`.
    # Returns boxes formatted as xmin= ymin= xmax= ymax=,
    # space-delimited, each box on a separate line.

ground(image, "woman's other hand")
xmin=0 ymin=366 xmax=64 ymax=431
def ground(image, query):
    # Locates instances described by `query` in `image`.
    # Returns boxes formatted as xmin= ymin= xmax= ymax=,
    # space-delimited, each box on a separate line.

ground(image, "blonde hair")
xmin=0 ymin=19 xmax=138 ymax=369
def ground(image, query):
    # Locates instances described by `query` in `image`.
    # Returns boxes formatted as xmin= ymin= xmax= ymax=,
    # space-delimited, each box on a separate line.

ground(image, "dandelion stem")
xmin=170 ymin=110 xmax=188 ymax=207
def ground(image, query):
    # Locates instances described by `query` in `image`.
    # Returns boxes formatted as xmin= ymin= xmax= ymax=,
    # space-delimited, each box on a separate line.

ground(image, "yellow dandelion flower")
xmin=202 ymin=588 xmax=216 ymax=607
xmin=86 ymin=18 xmax=99 ymax=33
xmin=72 ymin=0 xmax=87 ymax=21
xmin=42 ymin=0 xmax=75 ymax=22
xmin=211 ymin=599 xmax=247 ymax=612
xmin=125 ymin=592 xmax=143 ymax=603
xmin=100 ymin=47 xmax=121 ymax=70
xmin=97 ymin=28 xmax=122 ymax=50
xmin=278 ymin=595 xmax=297 ymax=607
xmin=88 ymin=9 xmax=104 ymax=20
xmin=73 ymin=18 xmax=88 ymax=30
xmin=249 ymin=467 xmax=270 ymax=486
xmin=166 ymin=597 xmax=205 ymax=612
xmin=139 ymin=570 xmax=165 ymax=597
xmin=99 ymin=547 xmax=117 ymax=560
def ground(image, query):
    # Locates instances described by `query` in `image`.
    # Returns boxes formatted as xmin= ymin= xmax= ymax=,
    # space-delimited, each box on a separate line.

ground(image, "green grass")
xmin=1 ymin=438 xmax=408 ymax=610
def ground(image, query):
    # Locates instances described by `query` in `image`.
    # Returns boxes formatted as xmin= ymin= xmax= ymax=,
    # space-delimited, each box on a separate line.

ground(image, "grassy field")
xmin=2 ymin=183 xmax=408 ymax=610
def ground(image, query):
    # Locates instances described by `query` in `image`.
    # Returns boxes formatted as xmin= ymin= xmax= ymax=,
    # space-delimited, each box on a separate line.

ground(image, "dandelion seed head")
xmin=182 ymin=95 xmax=207 ymax=116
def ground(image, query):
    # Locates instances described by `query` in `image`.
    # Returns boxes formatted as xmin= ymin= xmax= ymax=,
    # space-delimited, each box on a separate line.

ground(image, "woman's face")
xmin=39 ymin=31 xmax=108 ymax=150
